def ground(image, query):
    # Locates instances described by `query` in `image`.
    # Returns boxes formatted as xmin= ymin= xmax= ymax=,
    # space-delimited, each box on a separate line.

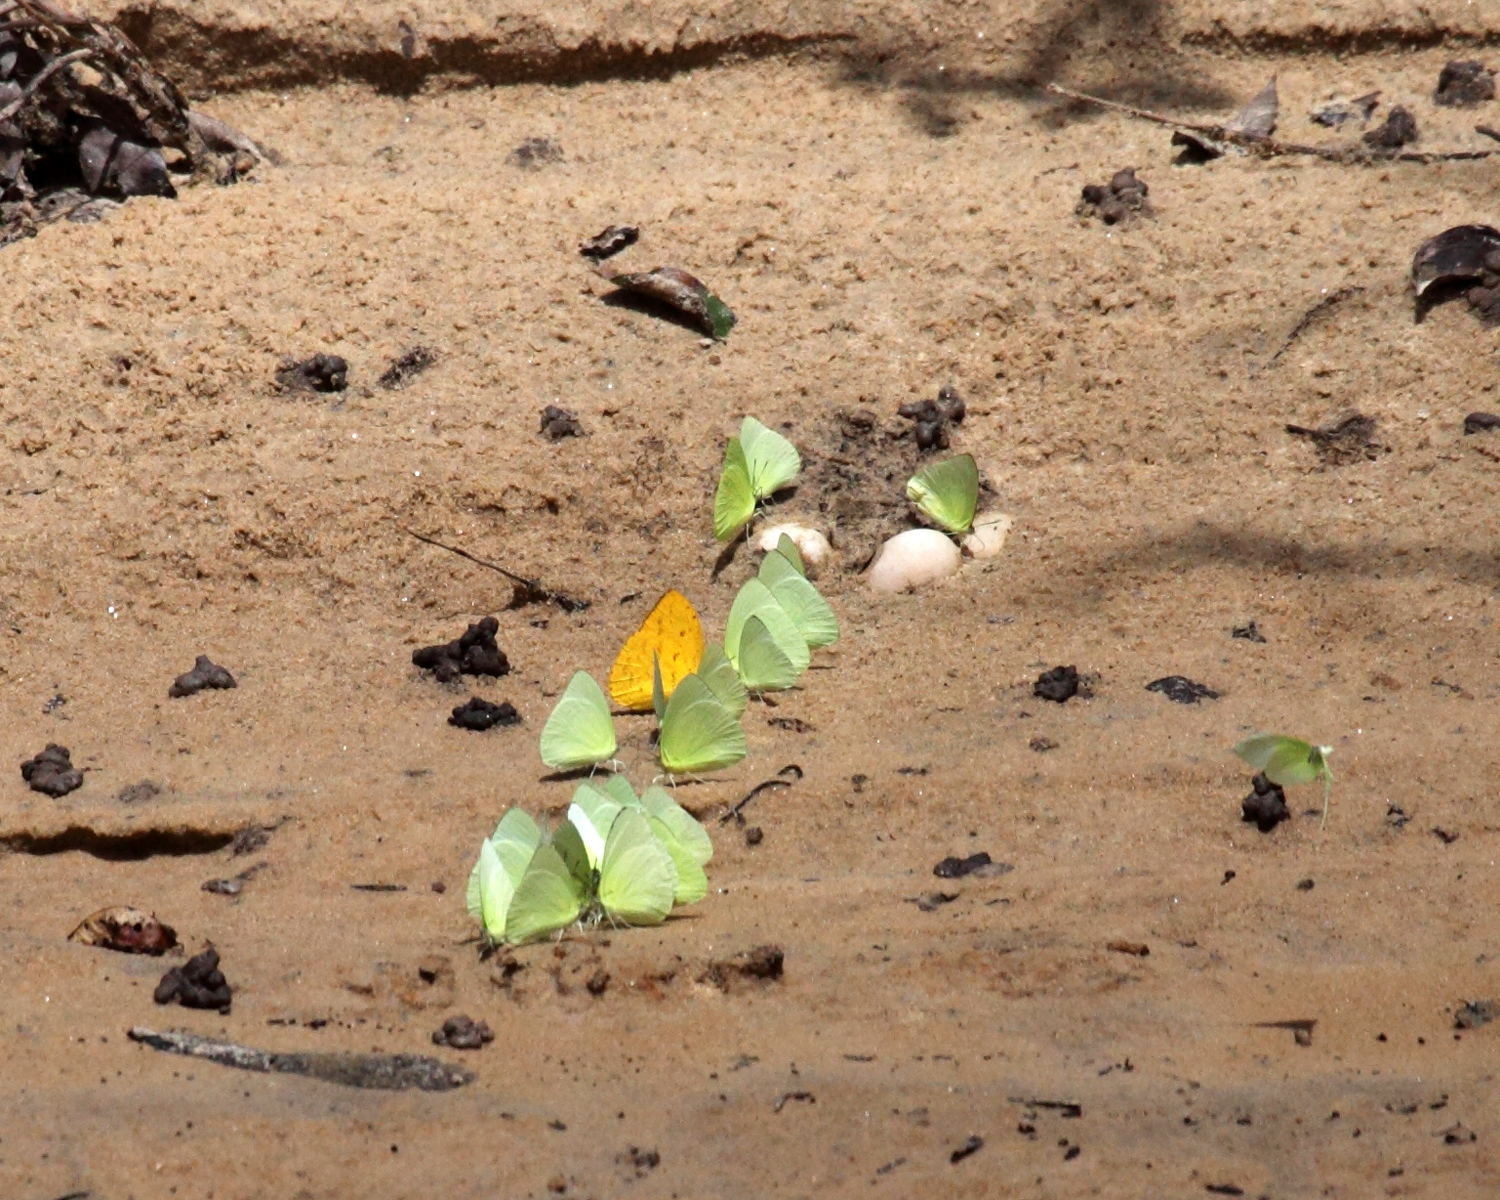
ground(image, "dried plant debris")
xmin=168 ymin=655 xmax=236 ymax=698
xmin=116 ymin=778 xmax=160 ymax=803
xmin=1033 ymin=665 xmax=1080 ymax=703
xmin=1435 ymin=62 xmax=1495 ymax=108
xmin=69 ymin=906 xmax=177 ymax=954
xmin=230 ymin=823 xmax=276 ymax=855
xmin=275 ymin=352 xmax=347 ymax=394
xmin=1310 ymin=92 xmax=1380 ymax=129
xmin=1413 ymin=225 xmax=1500 ymax=323
xmin=448 ymin=697 xmax=520 ymax=732
xmin=699 ymin=944 xmax=784 ymax=991
xmin=1077 ymin=167 xmax=1149 ymax=224
xmin=155 ymin=946 xmax=233 ymax=1012
xmin=933 ymin=851 xmax=1013 ymax=879
xmin=1242 ymin=772 xmax=1290 ymax=832
xmin=128 ymin=1026 xmax=475 ymax=1091
xmin=1172 ymin=77 xmax=1277 ymax=160
xmin=378 ymin=345 xmax=436 ymax=389
xmin=1364 ymin=106 xmax=1419 ymax=149
xmin=601 ymin=264 xmax=736 ymax=339
xmin=20 ymin=742 xmax=82 ymax=796
xmin=1465 ymin=412 xmax=1500 ymax=435
xmin=539 ymin=405 xmax=583 ymax=440
xmin=579 ymin=224 xmax=639 ymax=261
xmin=1454 ymin=999 xmax=1497 ymax=1030
xmin=1232 ymin=620 xmax=1267 ymax=643
xmin=432 ymin=1014 xmax=494 ymax=1049
xmin=1285 ymin=412 xmax=1383 ymax=465
xmin=508 ymin=136 xmax=561 ymax=168
xmin=412 ymin=616 xmax=510 ymax=683
xmin=1145 ymin=676 xmax=1220 ymax=705
xmin=897 ymin=385 xmax=966 ymax=451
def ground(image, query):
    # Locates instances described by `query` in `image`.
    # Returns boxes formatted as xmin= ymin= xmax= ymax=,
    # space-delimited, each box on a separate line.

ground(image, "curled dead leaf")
xmin=69 ymin=906 xmax=178 ymax=955
xmin=600 ymin=264 xmax=735 ymax=339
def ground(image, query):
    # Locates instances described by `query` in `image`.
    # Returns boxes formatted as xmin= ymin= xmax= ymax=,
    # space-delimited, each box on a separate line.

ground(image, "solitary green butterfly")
xmin=1233 ymin=734 xmax=1334 ymax=826
xmin=906 ymin=453 xmax=979 ymax=536
xmin=735 ymin=616 xmax=802 ymax=692
xmin=539 ymin=671 xmax=617 ymax=771
xmin=713 ymin=418 xmax=802 ymax=541
xmin=658 ymin=673 xmax=747 ymax=774
xmin=758 ymin=548 xmax=838 ymax=649
xmin=724 ymin=578 xmax=811 ymax=675
xmin=597 ymin=808 xmax=678 ymax=926
xmin=697 ymin=643 xmax=749 ymax=717
xmin=466 ymin=808 xmax=542 ymax=927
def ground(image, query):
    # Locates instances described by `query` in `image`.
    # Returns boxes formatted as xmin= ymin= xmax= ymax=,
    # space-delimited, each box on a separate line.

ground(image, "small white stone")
xmin=866 ymin=529 xmax=961 ymax=592
xmin=963 ymin=511 xmax=1012 ymax=559
xmin=756 ymin=523 xmax=831 ymax=575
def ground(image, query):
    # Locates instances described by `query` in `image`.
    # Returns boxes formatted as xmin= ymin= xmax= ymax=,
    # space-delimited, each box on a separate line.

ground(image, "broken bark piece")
xmin=168 ymin=655 xmax=237 ymax=697
xmin=1435 ymin=62 xmax=1496 ymax=108
xmin=70 ymin=906 xmax=177 ymax=954
xmin=1171 ymin=77 xmax=1277 ymax=160
xmin=579 ymin=224 xmax=639 ymax=261
xmin=412 ymin=616 xmax=510 ymax=683
xmin=602 ymin=265 xmax=735 ymax=339
xmin=154 ymin=945 xmax=233 ymax=1012
xmin=432 ymin=1014 xmax=494 ymax=1049
xmin=539 ymin=405 xmax=583 ymax=439
xmin=20 ymin=743 xmax=82 ymax=796
xmin=448 ymin=697 xmax=520 ymax=731
xmin=1364 ymin=106 xmax=1419 ymax=149
xmin=1413 ymin=225 xmax=1500 ymax=297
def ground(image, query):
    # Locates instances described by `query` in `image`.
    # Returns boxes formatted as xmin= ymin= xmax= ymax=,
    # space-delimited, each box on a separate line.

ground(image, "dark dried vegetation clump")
xmin=413 ymin=616 xmax=510 ymax=683
xmin=1077 ymin=168 xmax=1150 ymax=224
xmin=20 ymin=742 xmax=82 ymax=796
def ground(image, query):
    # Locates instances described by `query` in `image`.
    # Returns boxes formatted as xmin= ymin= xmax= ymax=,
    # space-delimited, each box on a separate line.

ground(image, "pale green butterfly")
xmin=1233 ymin=734 xmax=1334 ymax=826
xmin=504 ymin=843 xmax=586 ymax=943
xmin=714 ymin=436 xmax=755 ymax=542
xmin=566 ymin=781 xmax=624 ymax=868
xmin=735 ymin=616 xmax=802 ymax=693
xmin=724 ymin=578 xmax=810 ymax=674
xmin=713 ymin=418 xmax=802 ymax=541
xmin=597 ymin=808 xmax=678 ymax=927
xmin=551 ymin=816 xmax=595 ymax=894
xmin=598 ymin=774 xmax=642 ymax=809
xmin=906 ymin=453 xmax=978 ymax=535
xmin=539 ymin=670 xmax=617 ymax=771
xmin=658 ymin=673 xmax=747 ymax=774
xmin=758 ymin=548 xmax=838 ymax=649
xmin=774 ymin=533 xmax=806 ymax=576
xmin=641 ymin=785 xmax=714 ymax=867
xmin=466 ymin=807 xmax=542 ymax=928
xmin=697 ymin=643 xmax=749 ymax=717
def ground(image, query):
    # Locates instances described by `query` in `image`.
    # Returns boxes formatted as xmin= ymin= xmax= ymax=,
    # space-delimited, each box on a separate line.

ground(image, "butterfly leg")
xmin=1319 ymin=776 xmax=1331 ymax=829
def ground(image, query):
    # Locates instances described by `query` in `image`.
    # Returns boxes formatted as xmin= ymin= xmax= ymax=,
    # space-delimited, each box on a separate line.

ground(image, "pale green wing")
xmin=906 ymin=453 xmax=978 ymax=535
xmin=567 ymin=782 xmax=623 ymax=868
xmin=698 ymin=643 xmax=748 ymax=718
xmin=724 ymin=578 xmax=811 ymax=673
xmin=504 ymin=845 xmax=584 ymax=944
xmin=1264 ymin=741 xmax=1325 ymax=787
xmin=735 ymin=616 xmax=802 ymax=692
xmin=714 ymin=436 xmax=755 ymax=542
xmin=659 ymin=673 xmax=748 ymax=774
xmin=775 ymin=533 xmax=806 ymax=576
xmin=758 ymin=550 xmax=839 ymax=649
xmin=467 ymin=808 xmax=541 ymax=918
xmin=473 ymin=838 xmax=514 ymax=940
xmin=551 ymin=818 xmax=596 ymax=895
xmin=598 ymin=809 xmax=677 ymax=926
xmin=539 ymin=671 xmax=617 ymax=771
xmin=740 ymin=417 xmax=802 ymax=499
xmin=599 ymin=774 xmax=642 ymax=810
xmin=641 ymin=785 xmax=714 ymax=866
xmin=650 ymin=815 xmax=709 ymax=906
xmin=489 ymin=808 xmax=542 ymax=858
xmin=1234 ymin=734 xmax=1312 ymax=773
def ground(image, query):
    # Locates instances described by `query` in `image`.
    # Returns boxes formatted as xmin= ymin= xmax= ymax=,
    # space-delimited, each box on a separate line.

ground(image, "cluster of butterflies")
xmin=466 ymin=776 xmax=714 ymax=944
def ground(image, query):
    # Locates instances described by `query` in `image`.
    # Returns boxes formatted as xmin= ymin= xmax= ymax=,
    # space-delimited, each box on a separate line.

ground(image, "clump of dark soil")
xmin=1077 ymin=168 xmax=1150 ymax=224
xmin=1464 ymin=412 xmax=1500 ymax=434
xmin=1145 ymin=675 xmax=1219 ymax=704
xmin=115 ymin=779 xmax=160 ymax=804
xmin=448 ymin=697 xmax=520 ymax=731
xmin=1454 ymin=999 xmax=1496 ymax=1029
xmin=897 ymin=385 xmax=966 ymax=451
xmin=168 ymin=655 xmax=237 ymax=697
xmin=1033 ymin=666 xmax=1080 ymax=703
xmin=275 ymin=353 xmax=347 ymax=394
xmin=509 ymin=136 xmax=562 ymax=167
xmin=1285 ymin=412 xmax=1384 ymax=465
xmin=1363 ymin=106 xmax=1418 ymax=149
xmin=540 ymin=405 xmax=583 ymax=439
xmin=378 ymin=346 xmax=437 ymax=389
xmin=154 ymin=945 xmax=233 ymax=1013
xmin=1242 ymin=773 xmax=1290 ymax=832
xmin=412 ymin=617 xmax=510 ymax=683
xmin=933 ymin=851 xmax=1012 ymax=879
xmin=1434 ymin=62 xmax=1495 ymax=108
xmin=20 ymin=743 xmax=82 ymax=796
xmin=432 ymin=1014 xmax=494 ymax=1049
xmin=700 ymin=945 xmax=784 ymax=990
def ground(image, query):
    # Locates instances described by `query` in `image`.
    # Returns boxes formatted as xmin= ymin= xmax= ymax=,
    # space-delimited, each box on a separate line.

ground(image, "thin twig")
xmin=1268 ymin=286 xmax=1365 ymax=365
xmin=404 ymin=528 xmax=590 ymax=612
xmin=719 ymin=764 xmax=802 ymax=825
xmin=405 ymin=528 xmax=533 ymax=588
xmin=1478 ymin=124 xmax=1500 ymax=146
xmin=0 ymin=46 xmax=90 ymax=124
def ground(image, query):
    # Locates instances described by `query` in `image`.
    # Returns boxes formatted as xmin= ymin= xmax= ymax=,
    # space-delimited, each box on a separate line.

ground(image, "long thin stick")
xmin=405 ymin=528 xmax=532 ymax=588
xmin=0 ymin=46 xmax=89 ymax=123
xmin=720 ymin=764 xmax=802 ymax=824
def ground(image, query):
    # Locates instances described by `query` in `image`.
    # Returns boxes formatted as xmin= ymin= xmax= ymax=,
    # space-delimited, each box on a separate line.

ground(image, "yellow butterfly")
xmin=608 ymin=590 xmax=705 ymax=712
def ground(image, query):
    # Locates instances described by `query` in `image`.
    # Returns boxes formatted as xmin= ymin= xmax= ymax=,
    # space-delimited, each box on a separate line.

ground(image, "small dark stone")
xmin=1231 ymin=620 xmax=1267 ymax=643
xmin=914 ymin=419 xmax=949 ymax=450
xmin=508 ymin=137 xmax=562 ymax=168
xmin=378 ymin=346 xmax=437 ymax=389
xmin=625 ymin=1146 xmax=660 ymax=1171
xmin=431 ymin=1014 xmax=494 ymax=1050
xmin=579 ymin=224 xmax=639 ymax=261
xmin=1145 ymin=675 xmax=1220 ymax=705
xmin=1098 ymin=198 xmax=1128 ymax=225
xmin=1455 ymin=1000 xmax=1497 ymax=1029
xmin=154 ymin=946 xmax=233 ymax=1013
xmin=413 ymin=616 xmax=510 ymax=683
xmin=1435 ymin=61 xmax=1496 ymax=108
xmin=1110 ymin=167 xmax=1147 ymax=197
xmin=1080 ymin=183 xmax=1108 ymax=205
xmin=1033 ymin=665 xmax=1080 ymax=703
xmin=276 ymin=353 xmax=348 ymax=394
xmin=19 ymin=744 xmax=82 ymax=797
xmin=744 ymin=825 xmax=764 ymax=847
xmin=936 ymin=385 xmax=966 ymax=424
xmin=1241 ymin=772 xmax=1290 ymax=832
xmin=950 ymin=1134 xmax=984 ymax=1164
xmin=586 ymin=969 xmax=610 ymax=996
xmin=540 ymin=405 xmax=583 ymax=440
xmin=1029 ymin=736 xmax=1059 ymax=753
xmin=933 ymin=851 xmax=992 ymax=878
xmin=169 ymin=655 xmax=237 ymax=698
xmin=1464 ymin=412 xmax=1500 ymax=435
xmin=1296 ymin=878 xmax=1315 ymax=891
xmin=448 ymin=697 xmax=520 ymax=731
xmin=1364 ymin=106 xmax=1419 ymax=149
xmin=230 ymin=824 xmax=273 ymax=856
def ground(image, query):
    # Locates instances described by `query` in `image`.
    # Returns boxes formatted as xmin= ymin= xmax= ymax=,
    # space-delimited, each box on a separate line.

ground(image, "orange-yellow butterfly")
xmin=608 ymin=590 xmax=705 ymax=711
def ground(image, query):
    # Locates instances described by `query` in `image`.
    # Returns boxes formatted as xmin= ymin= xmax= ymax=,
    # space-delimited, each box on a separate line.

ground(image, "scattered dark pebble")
xmin=950 ymin=1135 xmax=984 ymax=1164
xmin=767 ymin=716 xmax=814 ymax=733
xmin=1285 ymin=411 xmax=1383 ymax=465
xmin=933 ymin=851 xmax=1011 ymax=879
xmin=1441 ymin=1123 xmax=1477 ymax=1145
xmin=1434 ymin=826 xmax=1461 ymax=844
xmin=1464 ymin=412 xmax=1500 ymax=435
xmin=168 ymin=655 xmax=237 ymax=698
xmin=1077 ymin=167 xmax=1149 ymax=225
xmin=1029 ymin=736 xmax=1059 ymax=753
xmin=378 ymin=346 xmax=437 ymax=389
xmin=897 ymin=385 xmax=967 ymax=451
xmin=1454 ymin=1000 xmax=1496 ymax=1030
xmin=1033 ymin=665 xmax=1079 ymax=703
xmin=1296 ymin=878 xmax=1315 ymax=892
xmin=432 ymin=1014 xmax=494 ymax=1050
xmin=1205 ymin=1187 xmax=1246 ymax=1197
xmin=580 ymin=224 xmax=639 ymax=261
xmin=448 ymin=697 xmax=520 ymax=731
xmin=412 ymin=616 xmax=510 ymax=683
xmin=910 ymin=891 xmax=961 ymax=912
xmin=1106 ymin=940 xmax=1150 ymax=957
xmin=623 ymin=1146 xmax=660 ymax=1172
xmin=275 ymin=352 xmax=347 ymax=394
xmin=1242 ymin=773 xmax=1290 ymax=832
xmin=20 ymin=744 xmax=83 ymax=797
xmin=1064 ymin=1145 xmax=1081 ymax=1161
xmin=1231 ymin=620 xmax=1267 ymax=643
xmin=230 ymin=824 xmax=274 ymax=856
xmin=42 ymin=693 xmax=66 ymax=714
xmin=1435 ymin=61 xmax=1495 ymax=108
xmin=155 ymin=946 xmax=233 ymax=1013
xmin=202 ymin=877 xmax=243 ymax=896
xmin=701 ymin=944 xmax=784 ymax=990
xmin=1145 ymin=675 xmax=1220 ymax=704
xmin=1386 ymin=804 xmax=1412 ymax=829
xmin=116 ymin=779 xmax=161 ymax=804
xmin=895 ymin=766 xmax=929 ymax=776
xmin=69 ymin=906 xmax=177 ymax=955
xmin=431 ymin=880 xmax=446 ymax=894
xmin=586 ymin=969 xmax=610 ymax=997
xmin=509 ymin=136 xmax=563 ymax=168
xmin=540 ymin=404 xmax=584 ymax=439
xmin=1363 ymin=105 xmax=1419 ymax=148
xmin=851 ymin=773 xmax=868 ymax=793
xmin=1222 ymin=870 xmax=1236 ymax=885
xmin=744 ymin=825 xmax=764 ymax=847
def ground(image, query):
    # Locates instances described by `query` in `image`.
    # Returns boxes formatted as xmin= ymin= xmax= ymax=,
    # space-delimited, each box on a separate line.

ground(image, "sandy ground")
xmin=4 ymin=5 xmax=1500 ymax=1197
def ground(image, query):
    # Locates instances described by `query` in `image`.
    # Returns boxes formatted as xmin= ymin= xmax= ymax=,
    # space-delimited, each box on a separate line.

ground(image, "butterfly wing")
xmin=739 ymin=417 xmax=802 ymax=499
xmin=641 ymin=785 xmax=714 ymax=866
xmin=774 ymin=533 xmax=806 ymax=576
xmin=566 ymin=781 xmax=622 ymax=868
xmin=650 ymin=815 xmax=709 ymax=906
xmin=551 ymin=818 xmax=596 ymax=895
xmin=906 ymin=453 xmax=978 ymax=535
xmin=725 ymin=578 xmax=811 ymax=673
xmin=467 ymin=808 xmax=541 ymax=918
xmin=714 ymin=436 xmax=756 ymax=541
xmin=1264 ymin=740 xmax=1324 ymax=787
xmin=598 ymin=809 xmax=677 ymax=926
xmin=758 ymin=550 xmax=839 ymax=648
xmin=608 ymin=589 xmax=705 ymax=711
xmin=505 ymin=845 xmax=584 ymax=944
xmin=735 ymin=616 xmax=802 ymax=692
xmin=1234 ymin=733 xmax=1308 ymax=772
xmin=698 ymin=643 xmax=749 ymax=717
xmin=659 ymin=673 xmax=748 ymax=774
xmin=539 ymin=671 xmax=617 ymax=770
xmin=473 ymin=838 xmax=514 ymax=940
xmin=599 ymin=774 xmax=642 ymax=809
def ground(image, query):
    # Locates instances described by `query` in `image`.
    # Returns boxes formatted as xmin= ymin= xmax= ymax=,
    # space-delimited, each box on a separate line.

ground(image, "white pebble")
xmin=963 ymin=511 xmax=1012 ymax=559
xmin=756 ymin=523 xmax=831 ymax=575
xmin=866 ymin=529 xmax=961 ymax=592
